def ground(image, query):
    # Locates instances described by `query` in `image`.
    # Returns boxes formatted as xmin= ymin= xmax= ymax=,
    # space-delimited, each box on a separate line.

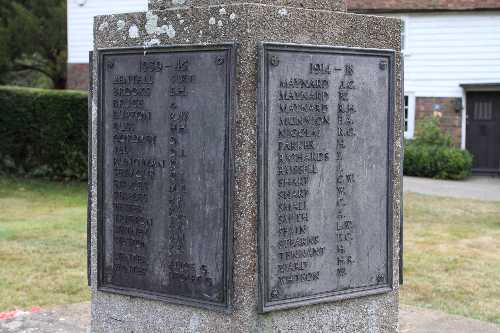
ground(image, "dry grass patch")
xmin=0 ymin=177 xmax=89 ymax=311
xmin=1 ymin=177 xmax=499 ymax=323
xmin=402 ymin=192 xmax=500 ymax=324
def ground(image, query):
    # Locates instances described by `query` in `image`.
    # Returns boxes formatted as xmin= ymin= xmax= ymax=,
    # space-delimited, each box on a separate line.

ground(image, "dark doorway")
xmin=466 ymin=91 xmax=500 ymax=173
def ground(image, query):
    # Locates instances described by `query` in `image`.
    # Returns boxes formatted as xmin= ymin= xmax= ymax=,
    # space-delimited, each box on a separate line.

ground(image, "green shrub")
xmin=0 ymin=86 xmax=88 ymax=180
xmin=404 ymin=117 xmax=473 ymax=180
xmin=413 ymin=116 xmax=453 ymax=147
xmin=404 ymin=141 xmax=473 ymax=180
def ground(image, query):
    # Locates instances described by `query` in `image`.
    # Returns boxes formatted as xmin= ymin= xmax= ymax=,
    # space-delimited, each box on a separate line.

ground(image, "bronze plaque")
xmin=97 ymin=44 xmax=235 ymax=312
xmin=258 ymin=43 xmax=395 ymax=312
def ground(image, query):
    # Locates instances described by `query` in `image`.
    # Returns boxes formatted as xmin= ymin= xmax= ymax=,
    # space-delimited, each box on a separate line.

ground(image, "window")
xmin=404 ymin=93 xmax=416 ymax=139
xmin=473 ymin=100 xmax=493 ymax=120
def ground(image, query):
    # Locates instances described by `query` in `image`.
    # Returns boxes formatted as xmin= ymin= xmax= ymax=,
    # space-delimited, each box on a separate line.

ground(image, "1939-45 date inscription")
xmin=97 ymin=45 xmax=235 ymax=312
xmin=258 ymin=43 xmax=395 ymax=312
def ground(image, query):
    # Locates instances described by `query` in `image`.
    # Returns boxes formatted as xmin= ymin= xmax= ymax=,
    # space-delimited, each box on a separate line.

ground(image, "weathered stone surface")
xmin=148 ymin=0 xmax=346 ymax=12
xmin=90 ymin=3 xmax=402 ymax=332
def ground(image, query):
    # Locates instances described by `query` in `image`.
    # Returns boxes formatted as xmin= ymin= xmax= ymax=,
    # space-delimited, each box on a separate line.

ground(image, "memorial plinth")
xmin=89 ymin=1 xmax=402 ymax=331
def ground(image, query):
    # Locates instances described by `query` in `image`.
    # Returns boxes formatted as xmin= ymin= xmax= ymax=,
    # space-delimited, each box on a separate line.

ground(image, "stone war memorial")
xmin=88 ymin=0 xmax=403 ymax=331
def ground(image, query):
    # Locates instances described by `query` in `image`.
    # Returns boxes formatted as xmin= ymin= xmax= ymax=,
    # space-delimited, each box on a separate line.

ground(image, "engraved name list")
xmin=97 ymin=45 xmax=234 ymax=312
xmin=259 ymin=44 xmax=395 ymax=312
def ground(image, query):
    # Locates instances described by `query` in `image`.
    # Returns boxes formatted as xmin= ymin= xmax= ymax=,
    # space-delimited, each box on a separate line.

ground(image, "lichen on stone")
xmin=145 ymin=11 xmax=176 ymax=38
xmin=128 ymin=25 xmax=139 ymax=38
xmin=98 ymin=21 xmax=109 ymax=31
xmin=278 ymin=8 xmax=288 ymax=16
xmin=144 ymin=38 xmax=161 ymax=47
xmin=116 ymin=20 xmax=125 ymax=31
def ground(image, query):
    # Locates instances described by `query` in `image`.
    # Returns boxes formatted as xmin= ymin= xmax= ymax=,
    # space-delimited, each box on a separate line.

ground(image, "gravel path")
xmin=404 ymin=175 xmax=500 ymax=201
xmin=0 ymin=303 xmax=89 ymax=333
xmin=2 ymin=302 xmax=499 ymax=332
xmin=400 ymin=305 xmax=500 ymax=333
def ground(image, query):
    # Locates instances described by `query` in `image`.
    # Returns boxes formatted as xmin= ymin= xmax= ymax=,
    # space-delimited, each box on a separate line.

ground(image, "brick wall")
xmin=67 ymin=63 xmax=90 ymax=91
xmin=415 ymin=97 xmax=462 ymax=146
xmin=348 ymin=0 xmax=500 ymax=12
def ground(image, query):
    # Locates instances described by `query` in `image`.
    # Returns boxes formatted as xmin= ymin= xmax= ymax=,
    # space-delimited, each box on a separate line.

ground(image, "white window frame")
xmin=461 ymin=89 xmax=466 ymax=149
xmin=404 ymin=92 xmax=416 ymax=139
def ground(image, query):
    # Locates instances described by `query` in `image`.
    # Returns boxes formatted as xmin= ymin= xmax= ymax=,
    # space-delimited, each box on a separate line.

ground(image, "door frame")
xmin=461 ymin=83 xmax=500 ymax=174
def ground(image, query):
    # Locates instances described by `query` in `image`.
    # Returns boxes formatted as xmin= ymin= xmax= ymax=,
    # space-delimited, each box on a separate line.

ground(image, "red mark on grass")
xmin=0 ymin=307 xmax=42 ymax=321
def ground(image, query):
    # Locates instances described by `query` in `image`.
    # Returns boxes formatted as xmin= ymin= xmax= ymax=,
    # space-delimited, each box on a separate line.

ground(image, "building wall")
xmin=67 ymin=0 xmax=147 ymax=64
xmin=387 ymin=11 xmax=500 ymax=146
xmin=400 ymin=11 xmax=500 ymax=97
xmin=67 ymin=0 xmax=147 ymax=89
xmin=67 ymin=63 xmax=90 ymax=91
xmin=415 ymin=97 xmax=462 ymax=146
xmin=67 ymin=6 xmax=500 ymax=147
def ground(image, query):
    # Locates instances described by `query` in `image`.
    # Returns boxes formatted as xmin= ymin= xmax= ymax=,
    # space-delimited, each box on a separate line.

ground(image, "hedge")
xmin=404 ymin=141 xmax=473 ymax=180
xmin=403 ymin=117 xmax=473 ymax=180
xmin=0 ymin=86 xmax=88 ymax=180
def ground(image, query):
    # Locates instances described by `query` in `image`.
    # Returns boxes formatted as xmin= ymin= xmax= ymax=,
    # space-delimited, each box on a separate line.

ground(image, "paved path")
xmin=400 ymin=305 xmax=500 ymax=333
xmin=0 ymin=303 xmax=89 ymax=333
xmin=2 ymin=302 xmax=500 ymax=332
xmin=404 ymin=175 xmax=500 ymax=201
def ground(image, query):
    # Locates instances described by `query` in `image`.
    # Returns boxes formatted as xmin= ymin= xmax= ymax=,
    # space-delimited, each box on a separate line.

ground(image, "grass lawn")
xmin=0 ymin=177 xmax=89 ymax=311
xmin=0 ymin=177 xmax=499 ymax=324
xmin=401 ymin=192 xmax=500 ymax=324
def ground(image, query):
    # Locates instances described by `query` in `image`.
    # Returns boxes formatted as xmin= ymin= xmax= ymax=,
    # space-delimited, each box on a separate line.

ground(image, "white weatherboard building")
xmin=67 ymin=0 xmax=500 ymax=173
xmin=67 ymin=0 xmax=147 ymax=88
xmin=397 ymin=12 xmax=500 ymax=145
xmin=68 ymin=0 xmax=147 ymax=64
xmin=402 ymin=11 xmax=500 ymax=174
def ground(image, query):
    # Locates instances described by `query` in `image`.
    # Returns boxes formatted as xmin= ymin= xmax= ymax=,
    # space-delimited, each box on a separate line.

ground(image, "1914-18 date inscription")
xmin=97 ymin=44 xmax=235 ymax=312
xmin=258 ymin=43 xmax=395 ymax=312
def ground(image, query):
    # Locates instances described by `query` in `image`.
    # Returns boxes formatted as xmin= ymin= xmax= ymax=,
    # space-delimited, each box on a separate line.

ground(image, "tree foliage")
xmin=0 ymin=0 xmax=67 ymax=89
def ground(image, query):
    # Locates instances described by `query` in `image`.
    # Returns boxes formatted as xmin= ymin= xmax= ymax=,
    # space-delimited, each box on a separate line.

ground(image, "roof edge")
xmin=349 ymin=7 xmax=500 ymax=14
